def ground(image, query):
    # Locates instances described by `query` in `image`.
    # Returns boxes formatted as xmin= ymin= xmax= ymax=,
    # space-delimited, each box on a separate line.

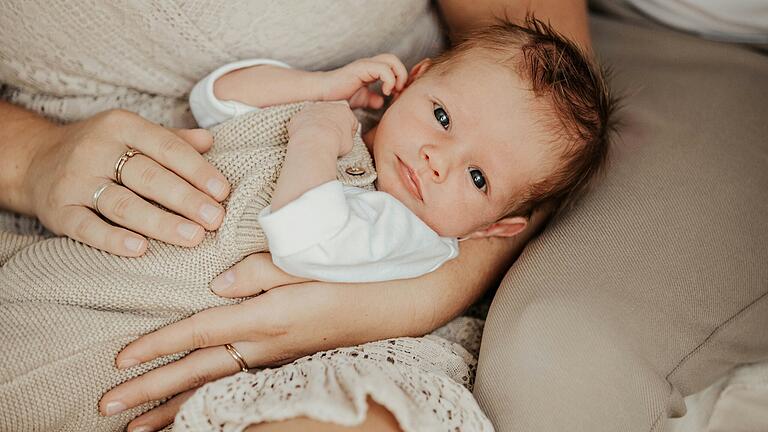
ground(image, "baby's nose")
xmin=420 ymin=146 xmax=448 ymax=182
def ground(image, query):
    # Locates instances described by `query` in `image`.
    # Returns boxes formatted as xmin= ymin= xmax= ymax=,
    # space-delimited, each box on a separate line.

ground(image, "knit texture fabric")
xmin=0 ymin=1 xmax=444 ymax=128
xmin=0 ymin=103 xmax=379 ymax=430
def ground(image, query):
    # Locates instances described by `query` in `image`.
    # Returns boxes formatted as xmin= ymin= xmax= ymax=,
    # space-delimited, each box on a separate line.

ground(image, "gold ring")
xmin=224 ymin=343 xmax=249 ymax=372
xmin=114 ymin=148 xmax=143 ymax=186
xmin=91 ymin=182 xmax=113 ymax=217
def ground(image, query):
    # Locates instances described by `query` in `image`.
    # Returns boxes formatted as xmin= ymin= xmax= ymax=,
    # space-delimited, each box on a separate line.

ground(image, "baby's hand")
xmin=288 ymin=102 xmax=358 ymax=157
xmin=318 ymin=54 xmax=408 ymax=109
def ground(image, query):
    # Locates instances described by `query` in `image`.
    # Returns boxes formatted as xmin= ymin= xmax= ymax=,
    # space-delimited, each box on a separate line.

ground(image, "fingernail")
xmin=130 ymin=426 xmax=152 ymax=432
xmin=103 ymin=401 xmax=127 ymax=416
xmin=124 ymin=237 xmax=144 ymax=253
xmin=117 ymin=358 xmax=138 ymax=369
xmin=207 ymin=178 xmax=226 ymax=197
xmin=177 ymin=223 xmax=202 ymax=241
xmin=199 ymin=203 xmax=223 ymax=225
xmin=210 ymin=270 xmax=235 ymax=293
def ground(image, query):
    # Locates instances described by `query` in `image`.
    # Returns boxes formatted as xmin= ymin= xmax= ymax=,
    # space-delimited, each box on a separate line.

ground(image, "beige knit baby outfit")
xmin=0 ymin=104 xmax=490 ymax=431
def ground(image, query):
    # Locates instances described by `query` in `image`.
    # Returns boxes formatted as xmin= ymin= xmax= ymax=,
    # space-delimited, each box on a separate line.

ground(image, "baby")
xmin=0 ymin=19 xmax=614 ymax=430
xmin=190 ymin=18 xmax=614 ymax=283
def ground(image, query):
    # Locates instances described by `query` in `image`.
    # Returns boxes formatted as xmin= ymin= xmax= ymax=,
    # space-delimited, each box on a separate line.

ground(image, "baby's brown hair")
xmin=429 ymin=16 xmax=617 ymax=219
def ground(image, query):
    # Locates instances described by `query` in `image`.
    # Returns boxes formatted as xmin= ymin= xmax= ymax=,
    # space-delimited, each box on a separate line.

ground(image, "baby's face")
xmin=372 ymin=56 xmax=554 ymax=237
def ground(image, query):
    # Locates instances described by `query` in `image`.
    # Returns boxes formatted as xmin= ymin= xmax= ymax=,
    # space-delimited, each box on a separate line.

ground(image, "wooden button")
xmin=345 ymin=167 xmax=366 ymax=176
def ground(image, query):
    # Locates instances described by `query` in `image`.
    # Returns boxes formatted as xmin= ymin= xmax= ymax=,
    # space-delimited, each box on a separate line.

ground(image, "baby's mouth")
xmin=396 ymin=156 xmax=423 ymax=202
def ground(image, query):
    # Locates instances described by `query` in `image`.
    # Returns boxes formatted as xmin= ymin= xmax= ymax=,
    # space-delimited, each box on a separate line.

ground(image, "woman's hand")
xmin=98 ymin=230 xmax=533 ymax=432
xmin=22 ymin=109 xmax=231 ymax=256
xmin=99 ymin=254 xmax=434 ymax=431
xmin=318 ymin=54 xmax=409 ymax=109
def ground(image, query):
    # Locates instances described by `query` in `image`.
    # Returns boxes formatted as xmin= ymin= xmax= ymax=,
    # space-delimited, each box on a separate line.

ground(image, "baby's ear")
xmin=464 ymin=216 xmax=528 ymax=240
xmin=408 ymin=58 xmax=432 ymax=83
xmin=393 ymin=59 xmax=433 ymax=101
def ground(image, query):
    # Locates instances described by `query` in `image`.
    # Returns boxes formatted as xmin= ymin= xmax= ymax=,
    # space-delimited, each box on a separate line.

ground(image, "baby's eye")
xmin=468 ymin=167 xmax=488 ymax=193
xmin=433 ymin=104 xmax=450 ymax=130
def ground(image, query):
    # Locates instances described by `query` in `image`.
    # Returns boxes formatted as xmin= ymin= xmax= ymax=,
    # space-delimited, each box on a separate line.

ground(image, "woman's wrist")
xmin=0 ymin=101 xmax=61 ymax=216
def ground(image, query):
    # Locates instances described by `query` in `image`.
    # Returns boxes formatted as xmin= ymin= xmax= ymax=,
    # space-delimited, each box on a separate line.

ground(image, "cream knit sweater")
xmin=0 ymin=103 xmax=377 ymax=431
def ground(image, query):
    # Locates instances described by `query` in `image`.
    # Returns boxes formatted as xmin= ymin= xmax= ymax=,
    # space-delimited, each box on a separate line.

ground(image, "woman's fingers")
xmin=170 ymin=128 xmax=214 ymax=154
xmin=104 ymin=342 xmax=292 ymax=423
xmin=210 ymin=253 xmax=309 ymax=297
xmin=116 ymin=113 xmax=230 ymax=202
xmin=86 ymin=180 xmax=206 ymax=247
xmin=22 ymin=109 xmax=229 ymax=256
xmin=101 ymin=347 xmax=239 ymax=416
xmin=115 ymin=298 xmax=274 ymax=367
xmin=125 ymin=388 xmax=198 ymax=432
xmin=60 ymin=205 xmax=148 ymax=256
xmin=117 ymin=153 xmax=225 ymax=232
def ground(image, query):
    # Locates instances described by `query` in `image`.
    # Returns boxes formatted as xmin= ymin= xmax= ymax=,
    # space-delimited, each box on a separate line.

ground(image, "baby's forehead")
xmin=429 ymin=59 xmax=551 ymax=142
xmin=431 ymin=44 xmax=522 ymax=77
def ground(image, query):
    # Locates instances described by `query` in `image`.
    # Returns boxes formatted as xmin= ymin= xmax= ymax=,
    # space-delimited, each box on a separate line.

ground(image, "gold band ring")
xmin=224 ymin=343 xmax=249 ymax=372
xmin=91 ymin=182 xmax=114 ymax=217
xmin=114 ymin=148 xmax=143 ymax=186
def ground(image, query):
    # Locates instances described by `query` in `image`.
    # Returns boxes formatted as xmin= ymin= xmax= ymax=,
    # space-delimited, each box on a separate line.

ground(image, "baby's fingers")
xmin=371 ymin=54 xmax=408 ymax=92
xmin=349 ymin=87 xmax=385 ymax=110
xmin=350 ymin=60 xmax=397 ymax=96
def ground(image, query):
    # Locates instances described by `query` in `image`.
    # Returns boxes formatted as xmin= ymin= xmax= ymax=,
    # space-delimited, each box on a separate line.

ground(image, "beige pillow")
xmin=474 ymin=7 xmax=768 ymax=432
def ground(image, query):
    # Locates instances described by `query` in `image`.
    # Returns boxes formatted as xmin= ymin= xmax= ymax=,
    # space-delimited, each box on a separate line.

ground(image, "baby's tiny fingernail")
xmin=130 ymin=426 xmax=152 ymax=432
xmin=103 ymin=401 xmax=127 ymax=416
xmin=124 ymin=237 xmax=144 ymax=253
xmin=117 ymin=358 xmax=138 ymax=369
xmin=210 ymin=270 xmax=235 ymax=294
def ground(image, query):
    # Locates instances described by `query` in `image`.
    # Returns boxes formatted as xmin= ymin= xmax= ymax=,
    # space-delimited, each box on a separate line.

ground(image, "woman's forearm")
xmin=384 ymin=209 xmax=548 ymax=337
xmin=438 ymin=0 xmax=591 ymax=49
xmin=0 ymin=101 xmax=59 ymax=216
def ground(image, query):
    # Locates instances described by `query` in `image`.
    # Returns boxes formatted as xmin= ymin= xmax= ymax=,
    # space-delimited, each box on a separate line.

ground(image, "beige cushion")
xmin=474 ymin=6 xmax=768 ymax=432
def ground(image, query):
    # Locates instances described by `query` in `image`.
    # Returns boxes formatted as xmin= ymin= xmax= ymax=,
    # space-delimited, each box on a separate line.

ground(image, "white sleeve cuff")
xmin=258 ymin=181 xmax=348 ymax=257
xmin=189 ymin=58 xmax=292 ymax=128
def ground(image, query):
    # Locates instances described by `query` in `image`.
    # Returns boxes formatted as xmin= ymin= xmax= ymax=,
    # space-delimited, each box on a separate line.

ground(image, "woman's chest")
xmin=0 ymin=0 xmax=443 ymax=97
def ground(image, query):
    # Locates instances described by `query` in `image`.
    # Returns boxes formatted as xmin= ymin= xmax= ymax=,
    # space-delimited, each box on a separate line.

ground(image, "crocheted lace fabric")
xmin=0 ymin=104 xmax=489 ymax=431
xmin=176 ymin=321 xmax=489 ymax=432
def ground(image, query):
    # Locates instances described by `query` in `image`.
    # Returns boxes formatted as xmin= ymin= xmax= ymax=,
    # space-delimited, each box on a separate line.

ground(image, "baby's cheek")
xmin=418 ymin=206 xmax=464 ymax=238
xmin=374 ymin=171 xmax=396 ymax=196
